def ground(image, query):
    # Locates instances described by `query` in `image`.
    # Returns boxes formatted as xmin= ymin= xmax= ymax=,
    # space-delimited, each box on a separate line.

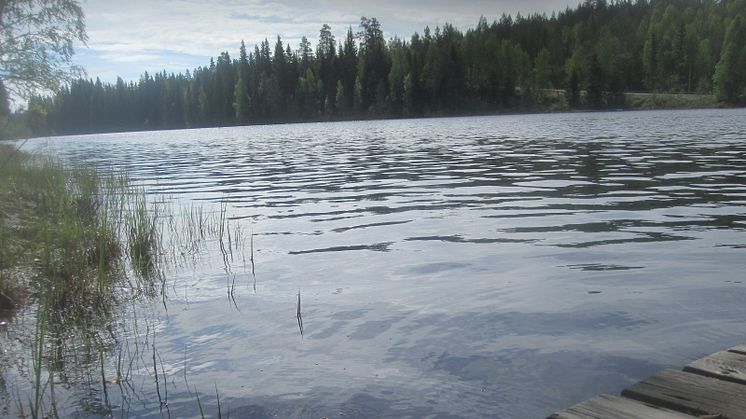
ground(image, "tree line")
xmin=12 ymin=0 xmax=746 ymax=136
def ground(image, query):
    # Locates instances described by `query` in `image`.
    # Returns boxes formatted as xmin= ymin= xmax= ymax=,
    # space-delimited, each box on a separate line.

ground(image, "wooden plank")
xmin=622 ymin=369 xmax=746 ymax=418
xmin=684 ymin=350 xmax=746 ymax=385
xmin=548 ymin=394 xmax=698 ymax=419
xmin=728 ymin=344 xmax=746 ymax=356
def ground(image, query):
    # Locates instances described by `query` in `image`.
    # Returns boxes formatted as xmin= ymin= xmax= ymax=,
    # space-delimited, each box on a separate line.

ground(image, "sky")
xmin=75 ymin=0 xmax=579 ymax=83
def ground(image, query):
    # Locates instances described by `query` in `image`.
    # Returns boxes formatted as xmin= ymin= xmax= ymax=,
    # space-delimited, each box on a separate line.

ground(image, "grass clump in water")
xmin=0 ymin=143 xmax=248 ymax=416
xmin=0 ymin=143 xmax=163 ymax=414
xmin=128 ymin=193 xmax=160 ymax=280
xmin=0 ymin=144 xmax=155 ymax=316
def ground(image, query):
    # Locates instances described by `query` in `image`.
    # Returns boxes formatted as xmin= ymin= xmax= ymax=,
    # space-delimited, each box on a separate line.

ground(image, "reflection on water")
xmin=14 ymin=109 xmax=746 ymax=417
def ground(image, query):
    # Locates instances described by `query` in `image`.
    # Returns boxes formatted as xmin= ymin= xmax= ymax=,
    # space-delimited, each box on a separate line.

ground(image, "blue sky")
xmin=76 ymin=0 xmax=578 ymax=83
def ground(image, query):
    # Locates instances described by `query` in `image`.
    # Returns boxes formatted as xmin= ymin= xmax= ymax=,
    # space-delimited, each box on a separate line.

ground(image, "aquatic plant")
xmin=127 ymin=193 xmax=160 ymax=280
xmin=0 ymin=144 xmax=252 ymax=416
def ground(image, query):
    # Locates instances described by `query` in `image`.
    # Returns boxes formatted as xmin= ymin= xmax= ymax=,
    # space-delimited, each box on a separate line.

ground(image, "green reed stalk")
xmin=31 ymin=308 xmax=48 ymax=419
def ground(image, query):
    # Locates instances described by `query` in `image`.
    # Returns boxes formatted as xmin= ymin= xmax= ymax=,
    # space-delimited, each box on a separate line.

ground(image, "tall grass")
xmin=128 ymin=193 xmax=160 ymax=279
xmin=1 ymin=144 xmax=251 ymax=416
xmin=0 ymin=144 xmax=166 ymax=416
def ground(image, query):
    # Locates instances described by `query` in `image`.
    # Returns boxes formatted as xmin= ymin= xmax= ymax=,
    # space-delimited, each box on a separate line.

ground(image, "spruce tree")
xmin=714 ymin=15 xmax=746 ymax=102
xmin=587 ymin=54 xmax=604 ymax=108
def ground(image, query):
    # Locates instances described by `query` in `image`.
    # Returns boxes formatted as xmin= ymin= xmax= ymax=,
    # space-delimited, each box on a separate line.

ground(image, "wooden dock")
xmin=549 ymin=344 xmax=746 ymax=419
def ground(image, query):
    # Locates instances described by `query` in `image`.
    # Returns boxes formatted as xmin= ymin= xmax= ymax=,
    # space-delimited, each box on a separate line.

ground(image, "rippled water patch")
xmin=16 ymin=108 xmax=746 ymax=417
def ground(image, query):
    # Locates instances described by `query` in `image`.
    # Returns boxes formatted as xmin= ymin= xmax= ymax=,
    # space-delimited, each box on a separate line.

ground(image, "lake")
xmin=13 ymin=108 xmax=746 ymax=417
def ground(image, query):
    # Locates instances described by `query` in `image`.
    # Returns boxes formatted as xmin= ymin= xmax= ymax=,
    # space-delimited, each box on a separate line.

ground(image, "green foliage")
xmin=625 ymin=91 xmax=716 ymax=109
xmin=533 ymin=48 xmax=552 ymax=90
xmin=0 ymin=0 xmax=87 ymax=100
xmin=317 ymin=24 xmax=338 ymax=115
xmin=335 ymin=80 xmax=347 ymax=117
xmin=0 ymin=144 xmax=253 ymax=415
xmin=0 ymin=113 xmax=32 ymax=140
xmin=233 ymin=77 xmax=249 ymax=123
xmin=27 ymin=0 xmax=743 ymax=134
xmin=0 ymin=79 xmax=9 ymax=116
xmin=296 ymin=67 xmax=321 ymax=118
xmin=128 ymin=194 xmax=159 ymax=278
xmin=568 ymin=70 xmax=581 ymax=108
xmin=713 ymin=15 xmax=746 ymax=102
xmin=0 ymin=145 xmax=129 ymax=313
xmin=587 ymin=54 xmax=605 ymax=107
xmin=358 ymin=17 xmax=389 ymax=112
xmin=387 ymin=40 xmax=407 ymax=115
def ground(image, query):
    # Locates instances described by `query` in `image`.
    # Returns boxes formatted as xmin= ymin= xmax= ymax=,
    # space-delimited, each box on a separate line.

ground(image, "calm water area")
xmin=11 ymin=108 xmax=746 ymax=417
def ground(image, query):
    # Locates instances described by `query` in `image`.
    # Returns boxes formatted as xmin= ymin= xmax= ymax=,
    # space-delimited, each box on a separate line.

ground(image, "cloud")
xmin=99 ymin=53 xmax=165 ymax=63
xmin=76 ymin=0 xmax=576 ymax=83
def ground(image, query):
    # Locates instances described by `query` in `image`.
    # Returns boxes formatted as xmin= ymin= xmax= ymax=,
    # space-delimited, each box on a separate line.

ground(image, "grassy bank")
xmin=529 ymin=89 xmax=720 ymax=112
xmin=0 ymin=143 xmax=159 ymax=415
xmin=0 ymin=143 xmax=160 ymax=316
xmin=0 ymin=143 xmax=249 ymax=416
xmin=623 ymin=92 xmax=719 ymax=110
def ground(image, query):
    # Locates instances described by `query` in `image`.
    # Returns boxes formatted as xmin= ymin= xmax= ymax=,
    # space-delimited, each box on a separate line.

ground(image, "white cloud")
xmin=99 ymin=53 xmax=166 ymax=63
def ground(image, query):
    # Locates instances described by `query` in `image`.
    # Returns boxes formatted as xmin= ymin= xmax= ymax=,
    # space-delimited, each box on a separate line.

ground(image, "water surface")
xmin=20 ymin=109 xmax=746 ymax=417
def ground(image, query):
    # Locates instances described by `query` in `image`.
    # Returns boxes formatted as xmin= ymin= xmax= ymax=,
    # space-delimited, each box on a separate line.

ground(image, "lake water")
xmin=16 ymin=109 xmax=746 ymax=417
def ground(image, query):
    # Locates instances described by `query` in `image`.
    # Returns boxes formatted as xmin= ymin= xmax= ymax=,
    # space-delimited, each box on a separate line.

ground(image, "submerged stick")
xmin=228 ymin=274 xmax=239 ymax=311
xmin=250 ymin=233 xmax=256 ymax=293
xmin=297 ymin=289 xmax=303 ymax=338
xmin=182 ymin=345 xmax=193 ymax=397
xmin=195 ymin=386 xmax=205 ymax=419
xmin=100 ymin=349 xmax=109 ymax=409
xmin=215 ymin=384 xmax=222 ymax=419
xmin=157 ymin=350 xmax=169 ymax=407
xmin=152 ymin=344 xmax=163 ymax=406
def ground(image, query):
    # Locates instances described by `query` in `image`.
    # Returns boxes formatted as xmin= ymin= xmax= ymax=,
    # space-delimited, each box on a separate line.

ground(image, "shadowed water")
xmin=18 ymin=108 xmax=746 ymax=417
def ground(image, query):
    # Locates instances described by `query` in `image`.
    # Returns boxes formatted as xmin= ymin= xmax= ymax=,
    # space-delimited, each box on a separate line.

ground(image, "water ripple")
xmin=23 ymin=108 xmax=746 ymax=418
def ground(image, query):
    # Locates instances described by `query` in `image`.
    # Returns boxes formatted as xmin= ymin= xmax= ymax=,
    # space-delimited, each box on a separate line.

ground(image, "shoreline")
xmin=9 ymin=92 xmax=737 ymax=140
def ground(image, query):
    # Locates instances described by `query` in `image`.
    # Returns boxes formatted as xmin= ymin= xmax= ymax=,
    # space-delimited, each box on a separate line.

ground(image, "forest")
xmin=9 ymin=0 xmax=746 ymax=136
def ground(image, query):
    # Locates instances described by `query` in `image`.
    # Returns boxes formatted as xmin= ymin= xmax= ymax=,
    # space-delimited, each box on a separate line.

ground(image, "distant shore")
xmin=621 ymin=92 xmax=721 ymax=110
xmin=2 ymin=92 xmax=735 ymax=140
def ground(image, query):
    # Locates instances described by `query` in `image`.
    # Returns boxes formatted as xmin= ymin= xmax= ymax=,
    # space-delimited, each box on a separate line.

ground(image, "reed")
xmin=195 ymin=387 xmax=206 ymax=419
xmin=128 ymin=193 xmax=160 ymax=279
xmin=0 ymin=144 xmax=162 ymax=416
xmin=0 ymin=144 xmax=252 ymax=416
xmin=215 ymin=384 xmax=222 ymax=419
xmin=31 ymin=309 xmax=48 ymax=419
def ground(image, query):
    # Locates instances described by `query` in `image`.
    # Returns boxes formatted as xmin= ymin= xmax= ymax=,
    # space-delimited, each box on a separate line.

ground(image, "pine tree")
xmin=234 ymin=41 xmax=251 ymax=123
xmin=533 ymin=48 xmax=552 ymax=90
xmin=714 ymin=15 xmax=746 ymax=102
xmin=29 ymin=1 xmax=746 ymax=135
xmin=358 ymin=17 xmax=388 ymax=112
xmin=339 ymin=27 xmax=357 ymax=113
xmin=643 ymin=30 xmax=659 ymax=90
xmin=233 ymin=77 xmax=249 ymax=123
xmin=299 ymin=36 xmax=313 ymax=70
xmin=587 ymin=54 xmax=604 ymax=107
xmin=568 ymin=69 xmax=580 ymax=108
xmin=335 ymin=80 xmax=346 ymax=117
xmin=317 ymin=24 xmax=337 ymax=115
